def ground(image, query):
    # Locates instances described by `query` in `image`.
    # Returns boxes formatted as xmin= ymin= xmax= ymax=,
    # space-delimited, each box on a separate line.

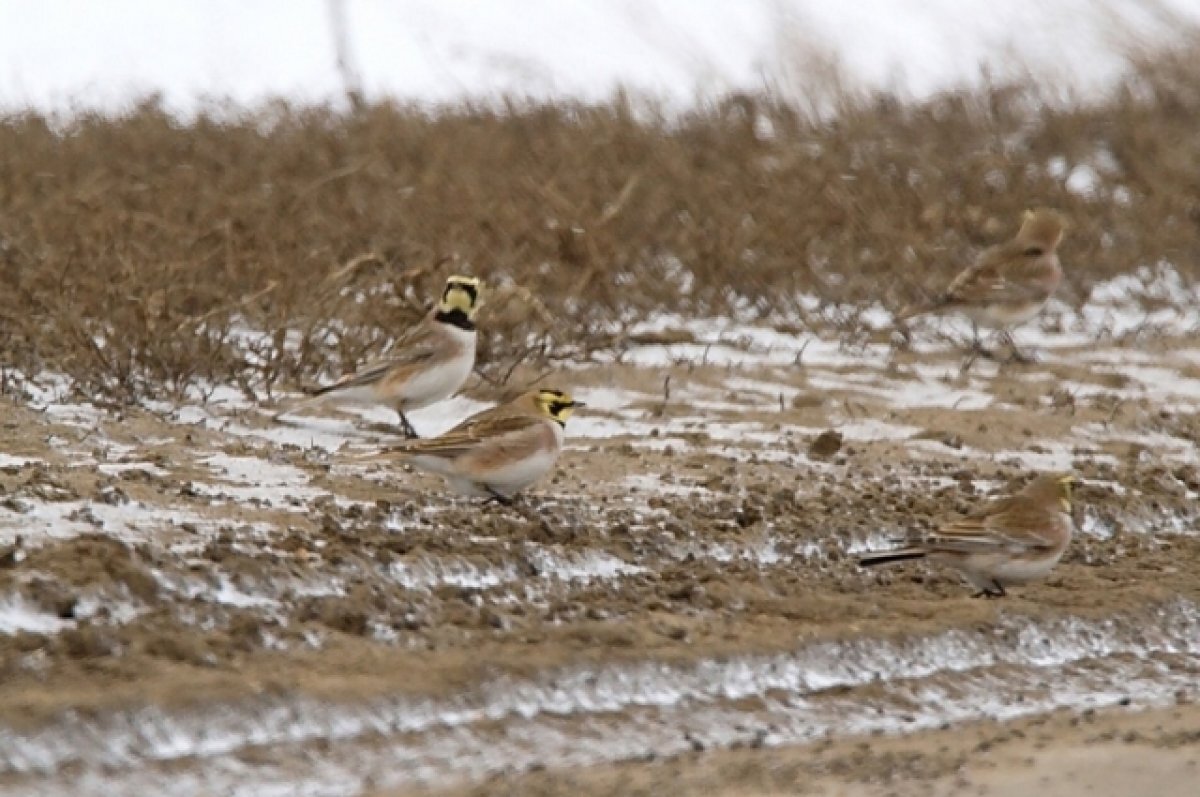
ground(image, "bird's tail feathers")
xmin=301 ymin=381 xmax=339 ymax=397
xmin=895 ymin=296 xmax=946 ymax=324
xmin=858 ymin=548 xmax=927 ymax=568
xmin=271 ymin=390 xmax=334 ymax=421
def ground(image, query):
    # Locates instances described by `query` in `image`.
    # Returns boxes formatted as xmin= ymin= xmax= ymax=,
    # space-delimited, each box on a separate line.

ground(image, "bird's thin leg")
xmin=961 ymin=322 xmax=997 ymax=371
xmin=974 ymin=323 xmax=999 ymax=356
xmin=960 ymin=350 xmax=978 ymax=374
xmin=1000 ymin=331 xmax=1036 ymax=364
xmin=960 ymin=340 xmax=991 ymax=373
xmin=396 ymin=411 xmax=420 ymax=439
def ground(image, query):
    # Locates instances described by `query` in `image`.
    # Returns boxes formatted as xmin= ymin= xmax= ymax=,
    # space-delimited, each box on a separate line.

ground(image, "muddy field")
xmin=2 ymin=291 xmax=1199 ymax=795
xmin=2 ymin=51 xmax=1200 ymax=797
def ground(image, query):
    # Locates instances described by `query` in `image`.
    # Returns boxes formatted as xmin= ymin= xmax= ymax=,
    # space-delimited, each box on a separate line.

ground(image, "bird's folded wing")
xmin=944 ymin=258 xmax=1054 ymax=307
xmin=924 ymin=518 xmax=1010 ymax=552
xmin=455 ymin=423 xmax=554 ymax=471
xmin=319 ymin=337 xmax=438 ymax=392
xmin=381 ymin=414 xmax=541 ymax=461
xmin=929 ymin=512 xmax=1055 ymax=552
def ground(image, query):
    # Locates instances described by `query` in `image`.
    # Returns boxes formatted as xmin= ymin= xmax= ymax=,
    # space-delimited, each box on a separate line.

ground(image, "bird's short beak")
xmin=571 ymin=401 xmax=587 ymax=409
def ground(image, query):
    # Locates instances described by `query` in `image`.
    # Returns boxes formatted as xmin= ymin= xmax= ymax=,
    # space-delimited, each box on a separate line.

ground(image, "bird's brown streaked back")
xmin=374 ymin=388 xmax=583 ymax=459
xmin=386 ymin=414 xmax=547 ymax=460
xmin=898 ymin=208 xmax=1067 ymax=321
xmin=304 ymin=331 xmax=440 ymax=396
xmin=277 ymin=274 xmax=483 ymax=437
xmin=857 ymin=471 xmax=1077 ymax=596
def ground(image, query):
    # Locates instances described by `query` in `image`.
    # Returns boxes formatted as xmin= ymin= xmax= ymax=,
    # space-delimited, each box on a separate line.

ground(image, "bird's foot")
xmin=994 ymin=332 xmax=1037 ymax=365
xmin=484 ymin=492 xmax=556 ymax=536
xmin=890 ymin=324 xmax=914 ymax=351
xmin=1005 ymin=346 xmax=1038 ymax=365
xmin=971 ymin=580 xmax=1007 ymax=599
xmin=960 ymin=344 xmax=996 ymax=373
xmin=484 ymin=490 xmax=517 ymax=508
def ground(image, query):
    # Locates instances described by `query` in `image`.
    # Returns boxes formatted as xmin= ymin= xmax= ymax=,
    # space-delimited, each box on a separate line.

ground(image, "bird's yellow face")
xmin=1054 ymin=472 xmax=1076 ymax=511
xmin=535 ymin=389 xmax=584 ymax=426
xmin=439 ymin=276 xmax=483 ymax=319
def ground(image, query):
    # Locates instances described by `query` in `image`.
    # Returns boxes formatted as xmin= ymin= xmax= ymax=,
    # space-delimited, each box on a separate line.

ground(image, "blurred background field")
xmin=1 ymin=1 xmax=1199 ymax=403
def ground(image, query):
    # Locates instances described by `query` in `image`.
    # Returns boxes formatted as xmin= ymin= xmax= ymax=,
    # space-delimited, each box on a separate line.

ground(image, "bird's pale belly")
xmin=959 ymin=299 xmax=1045 ymax=329
xmin=476 ymin=448 xmax=560 ymax=498
xmin=396 ymin=353 xmax=474 ymax=410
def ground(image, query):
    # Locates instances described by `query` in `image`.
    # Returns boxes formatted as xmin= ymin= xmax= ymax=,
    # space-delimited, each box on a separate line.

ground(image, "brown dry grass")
xmin=0 ymin=45 xmax=1198 ymax=403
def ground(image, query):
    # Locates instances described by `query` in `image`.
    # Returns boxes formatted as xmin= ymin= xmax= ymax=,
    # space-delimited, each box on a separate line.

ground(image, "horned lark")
xmin=898 ymin=209 xmax=1067 ymax=362
xmin=363 ymin=388 xmax=584 ymax=502
xmin=858 ymin=472 xmax=1076 ymax=597
xmin=275 ymin=275 xmax=482 ymax=437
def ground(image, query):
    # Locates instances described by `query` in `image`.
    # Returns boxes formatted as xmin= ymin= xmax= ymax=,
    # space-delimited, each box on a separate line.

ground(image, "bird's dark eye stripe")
xmin=445 ymin=282 xmax=478 ymax=303
xmin=549 ymin=401 xmax=572 ymax=415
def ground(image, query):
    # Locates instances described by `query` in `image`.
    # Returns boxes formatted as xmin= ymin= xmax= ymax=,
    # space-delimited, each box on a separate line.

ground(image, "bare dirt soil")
xmin=2 ymin=329 xmax=1199 ymax=794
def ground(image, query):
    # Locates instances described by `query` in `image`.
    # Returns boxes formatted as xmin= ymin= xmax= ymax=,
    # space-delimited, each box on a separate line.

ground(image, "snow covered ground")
xmin=2 ymin=0 xmax=1199 ymax=114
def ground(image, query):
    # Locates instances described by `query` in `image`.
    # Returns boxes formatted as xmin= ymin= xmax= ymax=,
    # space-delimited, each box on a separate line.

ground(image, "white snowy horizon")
xmin=2 ymin=0 xmax=1199 ymax=117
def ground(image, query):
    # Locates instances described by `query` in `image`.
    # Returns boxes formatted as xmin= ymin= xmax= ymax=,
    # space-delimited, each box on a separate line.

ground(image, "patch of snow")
xmin=194 ymin=453 xmax=326 ymax=506
xmin=837 ymin=419 xmax=923 ymax=441
xmin=525 ymin=547 xmax=646 ymax=582
xmin=389 ymin=557 xmax=518 ymax=591
xmin=0 ymin=498 xmax=272 ymax=549
xmin=201 ymin=577 xmax=281 ymax=609
xmin=574 ymin=387 xmax=645 ymax=412
xmin=0 ymin=597 xmax=72 ymax=635
xmin=1065 ymin=164 xmax=1101 ymax=197
xmin=96 ymin=462 xmax=171 ymax=477
xmin=623 ymin=474 xmax=710 ymax=498
xmin=0 ymin=453 xmax=39 ymax=468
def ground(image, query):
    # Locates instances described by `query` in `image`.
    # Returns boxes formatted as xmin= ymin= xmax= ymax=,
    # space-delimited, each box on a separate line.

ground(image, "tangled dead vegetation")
xmin=0 ymin=46 xmax=1198 ymax=403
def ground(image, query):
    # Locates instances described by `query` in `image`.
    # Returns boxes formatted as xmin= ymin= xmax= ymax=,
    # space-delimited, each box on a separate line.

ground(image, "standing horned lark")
xmin=276 ymin=275 xmax=482 ymax=437
xmin=898 ymin=209 xmax=1067 ymax=362
xmin=362 ymin=388 xmax=584 ymax=503
xmin=858 ymin=472 xmax=1076 ymax=597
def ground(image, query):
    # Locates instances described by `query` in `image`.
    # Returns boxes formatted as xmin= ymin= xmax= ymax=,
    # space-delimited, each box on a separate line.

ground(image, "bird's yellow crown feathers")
xmin=439 ymin=275 xmax=483 ymax=317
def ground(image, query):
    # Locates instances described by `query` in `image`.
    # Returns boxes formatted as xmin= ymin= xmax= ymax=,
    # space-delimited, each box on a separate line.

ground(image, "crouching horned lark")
xmin=275 ymin=275 xmax=482 ymax=437
xmin=858 ymin=472 xmax=1076 ymax=597
xmin=361 ymin=388 xmax=584 ymax=503
xmin=897 ymin=209 xmax=1067 ymax=363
